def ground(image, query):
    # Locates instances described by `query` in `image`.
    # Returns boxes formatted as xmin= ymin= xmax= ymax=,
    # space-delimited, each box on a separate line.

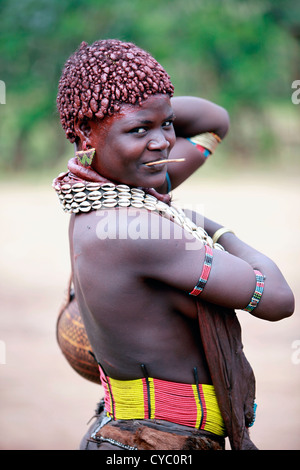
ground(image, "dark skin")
xmin=70 ymin=95 xmax=294 ymax=386
xmin=157 ymin=96 xmax=230 ymax=192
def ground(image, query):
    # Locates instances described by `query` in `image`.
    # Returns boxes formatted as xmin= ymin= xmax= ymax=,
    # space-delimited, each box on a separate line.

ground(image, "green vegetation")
xmin=0 ymin=0 xmax=299 ymax=175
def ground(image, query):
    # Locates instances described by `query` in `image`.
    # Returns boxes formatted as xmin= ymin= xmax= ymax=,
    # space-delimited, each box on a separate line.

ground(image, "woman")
xmin=54 ymin=39 xmax=294 ymax=450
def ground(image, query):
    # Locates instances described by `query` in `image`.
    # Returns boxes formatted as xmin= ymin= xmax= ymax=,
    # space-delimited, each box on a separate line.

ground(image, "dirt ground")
xmin=0 ymin=169 xmax=299 ymax=450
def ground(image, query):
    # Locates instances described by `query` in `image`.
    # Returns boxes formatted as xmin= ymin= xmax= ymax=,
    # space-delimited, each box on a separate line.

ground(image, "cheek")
xmin=99 ymin=142 xmax=136 ymax=172
xmin=113 ymin=138 xmax=144 ymax=162
xmin=169 ymin=129 xmax=176 ymax=149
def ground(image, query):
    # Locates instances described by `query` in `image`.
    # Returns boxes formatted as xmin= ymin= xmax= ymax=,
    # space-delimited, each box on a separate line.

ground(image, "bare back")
xmin=69 ymin=209 xmax=212 ymax=385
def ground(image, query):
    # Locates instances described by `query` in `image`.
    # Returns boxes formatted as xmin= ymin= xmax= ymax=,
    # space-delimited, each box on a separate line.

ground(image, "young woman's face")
xmin=88 ymin=94 xmax=176 ymax=188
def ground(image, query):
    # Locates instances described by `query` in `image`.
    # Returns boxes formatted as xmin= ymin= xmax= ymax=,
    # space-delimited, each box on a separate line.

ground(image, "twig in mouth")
xmin=145 ymin=158 xmax=186 ymax=166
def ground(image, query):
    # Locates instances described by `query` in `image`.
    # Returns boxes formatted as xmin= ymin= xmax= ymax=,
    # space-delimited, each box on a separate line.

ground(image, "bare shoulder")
xmin=71 ymin=207 xmax=204 ymax=283
xmin=73 ymin=206 xmax=193 ymax=254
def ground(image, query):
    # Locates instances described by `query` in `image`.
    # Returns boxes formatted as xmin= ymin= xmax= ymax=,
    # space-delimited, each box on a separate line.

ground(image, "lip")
xmin=142 ymin=157 xmax=168 ymax=165
xmin=142 ymin=160 xmax=167 ymax=171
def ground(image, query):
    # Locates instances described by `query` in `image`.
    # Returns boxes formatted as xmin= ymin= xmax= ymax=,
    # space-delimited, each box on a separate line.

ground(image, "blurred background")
xmin=0 ymin=0 xmax=299 ymax=450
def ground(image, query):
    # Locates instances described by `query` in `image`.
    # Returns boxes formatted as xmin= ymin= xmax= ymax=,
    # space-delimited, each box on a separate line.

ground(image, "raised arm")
xmin=171 ymin=96 xmax=229 ymax=139
xmin=126 ymin=212 xmax=294 ymax=323
xmin=185 ymin=211 xmax=295 ymax=322
xmin=157 ymin=96 xmax=230 ymax=192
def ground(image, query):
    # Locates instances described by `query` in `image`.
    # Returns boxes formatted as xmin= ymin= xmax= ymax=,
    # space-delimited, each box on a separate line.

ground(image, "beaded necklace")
xmin=52 ymin=172 xmax=224 ymax=250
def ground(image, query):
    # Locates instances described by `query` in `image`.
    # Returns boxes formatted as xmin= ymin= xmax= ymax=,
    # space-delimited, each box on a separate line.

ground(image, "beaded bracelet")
xmin=187 ymin=132 xmax=221 ymax=157
xmin=187 ymin=138 xmax=211 ymax=158
xmin=243 ymin=270 xmax=265 ymax=313
xmin=247 ymin=402 xmax=257 ymax=428
xmin=189 ymin=244 xmax=213 ymax=296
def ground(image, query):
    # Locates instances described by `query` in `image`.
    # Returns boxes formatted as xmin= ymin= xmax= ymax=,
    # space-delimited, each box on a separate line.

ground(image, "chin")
xmin=142 ymin=172 xmax=167 ymax=190
xmin=117 ymin=169 xmax=166 ymax=190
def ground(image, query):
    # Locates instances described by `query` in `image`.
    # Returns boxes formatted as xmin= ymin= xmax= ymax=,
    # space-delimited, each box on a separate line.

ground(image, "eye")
xmin=162 ymin=120 xmax=174 ymax=128
xmin=129 ymin=126 xmax=147 ymax=135
xmin=136 ymin=127 xmax=147 ymax=134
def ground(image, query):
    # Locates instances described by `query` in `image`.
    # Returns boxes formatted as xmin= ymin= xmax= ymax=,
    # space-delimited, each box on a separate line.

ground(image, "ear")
xmin=74 ymin=118 xmax=92 ymax=148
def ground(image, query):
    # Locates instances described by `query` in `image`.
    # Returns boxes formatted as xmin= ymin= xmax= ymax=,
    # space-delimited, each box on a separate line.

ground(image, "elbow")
xmin=215 ymin=107 xmax=230 ymax=139
xmin=279 ymin=288 xmax=295 ymax=320
xmin=264 ymin=288 xmax=295 ymax=322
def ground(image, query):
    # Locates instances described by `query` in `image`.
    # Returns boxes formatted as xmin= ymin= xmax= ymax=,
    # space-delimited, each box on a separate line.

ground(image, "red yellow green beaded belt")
xmin=99 ymin=367 xmax=226 ymax=437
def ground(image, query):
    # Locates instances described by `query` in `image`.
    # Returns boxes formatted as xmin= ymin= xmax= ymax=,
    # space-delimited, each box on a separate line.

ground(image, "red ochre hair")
xmin=57 ymin=39 xmax=174 ymax=142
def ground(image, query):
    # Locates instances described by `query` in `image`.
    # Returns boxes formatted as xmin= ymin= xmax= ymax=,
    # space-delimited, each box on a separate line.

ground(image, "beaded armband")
xmin=243 ymin=270 xmax=265 ymax=313
xmin=189 ymin=244 xmax=213 ymax=296
xmin=187 ymin=132 xmax=221 ymax=157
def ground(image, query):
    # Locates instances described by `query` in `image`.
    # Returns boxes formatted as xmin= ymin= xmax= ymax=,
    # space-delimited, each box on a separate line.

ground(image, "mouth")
xmin=144 ymin=158 xmax=185 ymax=167
xmin=141 ymin=157 xmax=168 ymax=171
xmin=143 ymin=159 xmax=167 ymax=168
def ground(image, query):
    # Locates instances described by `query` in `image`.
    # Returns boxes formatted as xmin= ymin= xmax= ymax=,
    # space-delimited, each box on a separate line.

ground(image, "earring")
xmin=76 ymin=142 xmax=96 ymax=168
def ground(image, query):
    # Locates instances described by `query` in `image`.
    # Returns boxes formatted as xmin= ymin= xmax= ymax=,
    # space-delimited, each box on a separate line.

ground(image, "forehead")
xmin=110 ymin=94 xmax=173 ymax=126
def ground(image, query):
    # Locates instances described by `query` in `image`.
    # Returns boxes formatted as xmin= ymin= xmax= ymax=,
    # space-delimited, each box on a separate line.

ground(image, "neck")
xmin=62 ymin=157 xmax=171 ymax=204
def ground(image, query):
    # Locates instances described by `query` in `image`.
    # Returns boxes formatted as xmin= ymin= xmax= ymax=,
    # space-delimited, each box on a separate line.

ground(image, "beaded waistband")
xmin=99 ymin=367 xmax=226 ymax=437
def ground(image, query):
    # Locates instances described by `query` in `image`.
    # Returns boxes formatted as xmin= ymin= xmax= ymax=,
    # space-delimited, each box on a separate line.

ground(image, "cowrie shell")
xmin=183 ymin=219 xmax=198 ymax=231
xmin=156 ymin=201 xmax=168 ymax=212
xmin=183 ymin=226 xmax=193 ymax=235
xmin=131 ymin=188 xmax=144 ymax=196
xmin=101 ymin=183 xmax=116 ymax=191
xmin=117 ymin=191 xmax=131 ymax=199
xmin=102 ymin=190 xmax=118 ymax=199
xmin=79 ymin=201 xmax=92 ymax=212
xmin=116 ymin=184 xmax=130 ymax=192
xmin=64 ymin=193 xmax=73 ymax=202
xmin=131 ymin=200 xmax=144 ymax=208
xmin=118 ymin=199 xmax=131 ymax=207
xmin=74 ymin=192 xmax=87 ymax=202
xmin=91 ymin=201 xmax=102 ymax=210
xmin=144 ymin=194 xmax=157 ymax=203
xmin=144 ymin=203 xmax=156 ymax=211
xmin=86 ymin=182 xmax=101 ymax=191
xmin=87 ymin=190 xmax=102 ymax=201
xmin=61 ymin=184 xmax=72 ymax=193
xmin=131 ymin=194 xmax=144 ymax=201
xmin=72 ymin=182 xmax=86 ymax=192
xmin=196 ymin=226 xmax=207 ymax=237
xmin=103 ymin=198 xmax=118 ymax=207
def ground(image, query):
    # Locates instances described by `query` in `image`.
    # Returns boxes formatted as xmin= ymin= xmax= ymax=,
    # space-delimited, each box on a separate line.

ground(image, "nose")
xmin=147 ymin=132 xmax=170 ymax=151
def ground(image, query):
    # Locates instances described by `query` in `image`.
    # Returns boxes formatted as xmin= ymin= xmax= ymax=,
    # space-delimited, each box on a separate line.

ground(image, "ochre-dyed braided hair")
xmin=57 ymin=39 xmax=174 ymax=143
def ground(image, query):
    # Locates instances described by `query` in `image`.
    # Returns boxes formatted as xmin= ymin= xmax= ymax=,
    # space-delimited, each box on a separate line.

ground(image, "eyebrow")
xmin=126 ymin=112 xmax=176 ymax=126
